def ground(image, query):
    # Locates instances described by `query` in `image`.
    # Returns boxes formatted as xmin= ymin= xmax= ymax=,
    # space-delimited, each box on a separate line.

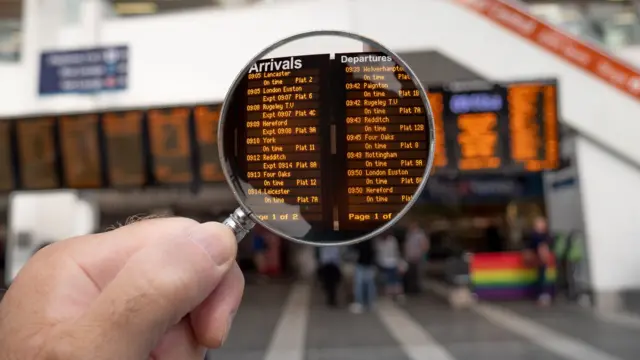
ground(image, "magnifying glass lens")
xmin=220 ymin=32 xmax=434 ymax=246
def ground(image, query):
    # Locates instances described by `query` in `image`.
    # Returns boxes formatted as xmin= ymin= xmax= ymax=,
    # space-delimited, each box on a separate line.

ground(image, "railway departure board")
xmin=148 ymin=107 xmax=193 ymax=185
xmin=242 ymin=55 xmax=330 ymax=227
xmin=16 ymin=118 xmax=59 ymax=190
xmin=436 ymin=82 xmax=559 ymax=174
xmin=225 ymin=52 xmax=431 ymax=235
xmin=225 ymin=52 xmax=560 ymax=237
xmin=102 ymin=111 xmax=146 ymax=187
xmin=428 ymin=92 xmax=447 ymax=169
xmin=195 ymin=105 xmax=225 ymax=182
xmin=508 ymin=83 xmax=559 ymax=172
xmin=335 ymin=52 xmax=428 ymax=230
xmin=0 ymin=122 xmax=13 ymax=191
xmin=59 ymin=114 xmax=102 ymax=188
xmin=0 ymin=75 xmax=558 ymax=194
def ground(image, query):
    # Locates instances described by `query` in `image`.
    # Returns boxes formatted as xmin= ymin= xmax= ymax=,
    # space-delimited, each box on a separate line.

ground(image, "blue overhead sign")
xmin=39 ymin=46 xmax=128 ymax=95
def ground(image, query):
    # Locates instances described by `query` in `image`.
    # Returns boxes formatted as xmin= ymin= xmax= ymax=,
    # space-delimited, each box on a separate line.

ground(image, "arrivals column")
xmin=242 ymin=55 xmax=332 ymax=233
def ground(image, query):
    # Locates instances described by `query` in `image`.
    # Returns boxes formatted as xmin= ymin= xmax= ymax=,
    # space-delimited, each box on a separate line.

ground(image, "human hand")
xmin=0 ymin=217 xmax=244 ymax=360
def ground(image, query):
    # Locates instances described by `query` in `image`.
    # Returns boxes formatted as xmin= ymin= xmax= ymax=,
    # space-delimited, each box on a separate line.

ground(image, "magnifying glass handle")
xmin=223 ymin=207 xmax=256 ymax=242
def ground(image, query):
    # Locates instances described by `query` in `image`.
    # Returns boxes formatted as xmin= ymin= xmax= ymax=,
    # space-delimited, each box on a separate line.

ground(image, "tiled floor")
xmin=208 ymin=282 xmax=640 ymax=360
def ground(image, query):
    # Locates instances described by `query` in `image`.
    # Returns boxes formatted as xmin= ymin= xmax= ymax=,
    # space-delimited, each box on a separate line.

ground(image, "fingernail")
xmin=222 ymin=310 xmax=237 ymax=346
xmin=191 ymin=222 xmax=236 ymax=266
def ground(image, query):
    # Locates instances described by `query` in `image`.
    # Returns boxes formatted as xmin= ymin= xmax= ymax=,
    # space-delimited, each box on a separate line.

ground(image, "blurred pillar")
xmin=21 ymin=0 xmax=115 ymax=113
xmin=5 ymin=0 xmax=111 ymax=284
xmin=543 ymin=135 xmax=596 ymax=308
xmin=22 ymin=0 xmax=114 ymax=49
xmin=6 ymin=191 xmax=99 ymax=284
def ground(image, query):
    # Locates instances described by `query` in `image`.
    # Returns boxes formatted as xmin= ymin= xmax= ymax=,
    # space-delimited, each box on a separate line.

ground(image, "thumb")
xmin=72 ymin=221 xmax=237 ymax=359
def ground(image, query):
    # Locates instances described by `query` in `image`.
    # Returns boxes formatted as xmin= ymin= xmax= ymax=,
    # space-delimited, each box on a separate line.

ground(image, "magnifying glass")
xmin=220 ymin=30 xmax=435 ymax=246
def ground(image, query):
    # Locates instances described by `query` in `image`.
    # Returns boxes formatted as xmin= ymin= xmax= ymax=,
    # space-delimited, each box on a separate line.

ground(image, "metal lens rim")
xmin=217 ymin=29 xmax=436 ymax=247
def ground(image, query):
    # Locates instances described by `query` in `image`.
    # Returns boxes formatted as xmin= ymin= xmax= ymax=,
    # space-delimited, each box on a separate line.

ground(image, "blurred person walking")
xmin=252 ymin=229 xmax=268 ymax=282
xmin=553 ymin=230 xmax=585 ymax=301
xmin=485 ymin=219 xmax=503 ymax=253
xmin=523 ymin=217 xmax=553 ymax=306
xmin=349 ymin=239 xmax=378 ymax=314
xmin=318 ymin=246 xmax=343 ymax=308
xmin=263 ymin=232 xmax=282 ymax=277
xmin=403 ymin=222 xmax=429 ymax=295
xmin=376 ymin=232 xmax=406 ymax=303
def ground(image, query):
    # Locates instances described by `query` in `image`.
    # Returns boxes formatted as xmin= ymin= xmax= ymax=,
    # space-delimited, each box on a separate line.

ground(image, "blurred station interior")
xmin=3 ymin=0 xmax=640 ymax=359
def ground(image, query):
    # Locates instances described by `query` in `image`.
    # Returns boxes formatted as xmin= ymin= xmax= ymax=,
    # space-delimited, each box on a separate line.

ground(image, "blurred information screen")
xmin=428 ymin=92 xmax=447 ymax=170
xmin=0 ymin=78 xmax=559 ymax=192
xmin=103 ymin=111 xmax=146 ymax=187
xmin=334 ymin=52 xmax=429 ymax=230
xmin=0 ymin=122 xmax=13 ymax=191
xmin=59 ymin=114 xmax=102 ymax=188
xmin=148 ymin=107 xmax=193 ymax=185
xmin=16 ymin=118 xmax=59 ymax=189
xmin=507 ymin=83 xmax=559 ymax=172
xmin=432 ymin=80 xmax=559 ymax=174
xmin=194 ymin=105 xmax=225 ymax=182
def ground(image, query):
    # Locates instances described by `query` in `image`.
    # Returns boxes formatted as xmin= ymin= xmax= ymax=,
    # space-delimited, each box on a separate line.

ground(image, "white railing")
xmin=528 ymin=1 xmax=640 ymax=51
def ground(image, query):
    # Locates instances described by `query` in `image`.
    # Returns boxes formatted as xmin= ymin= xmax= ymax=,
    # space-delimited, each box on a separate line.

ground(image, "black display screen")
xmin=223 ymin=52 xmax=431 ymax=243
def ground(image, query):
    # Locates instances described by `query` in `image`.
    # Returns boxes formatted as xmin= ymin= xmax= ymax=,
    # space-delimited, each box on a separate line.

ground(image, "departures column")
xmin=243 ymin=55 xmax=331 ymax=227
xmin=334 ymin=53 xmax=429 ymax=230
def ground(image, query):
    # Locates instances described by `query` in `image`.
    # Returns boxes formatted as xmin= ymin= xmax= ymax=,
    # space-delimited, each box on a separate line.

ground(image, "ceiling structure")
xmin=0 ymin=0 xmax=262 ymax=21
xmin=111 ymin=0 xmax=214 ymax=15
xmin=110 ymin=0 xmax=260 ymax=16
xmin=108 ymin=0 xmax=636 ymax=16
xmin=0 ymin=0 xmax=635 ymax=20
